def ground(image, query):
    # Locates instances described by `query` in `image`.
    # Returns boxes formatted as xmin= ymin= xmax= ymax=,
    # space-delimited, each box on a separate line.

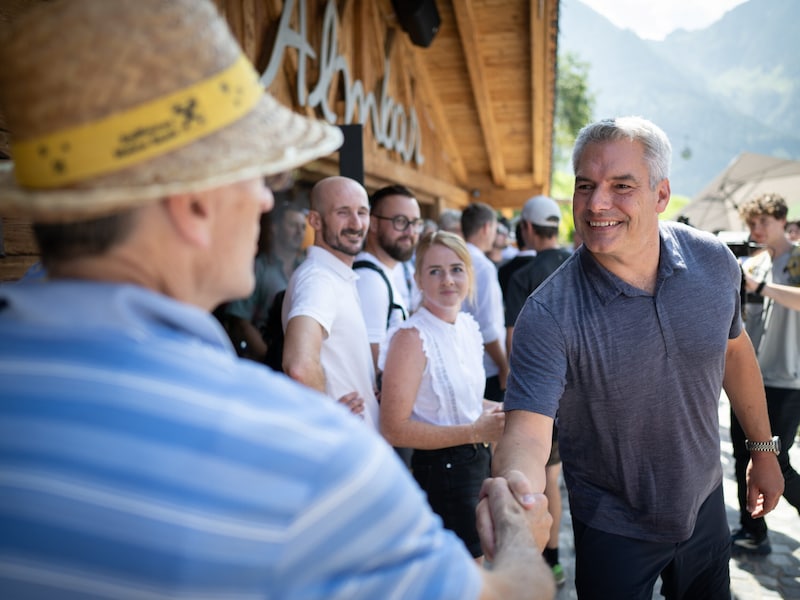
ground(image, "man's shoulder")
xmin=292 ymin=252 xmax=339 ymax=282
xmin=354 ymin=251 xmax=382 ymax=267
xmin=783 ymin=243 xmax=800 ymax=286
xmin=660 ymin=221 xmax=733 ymax=269
xmin=499 ymin=255 xmax=533 ymax=278
xmin=660 ymin=220 xmax=719 ymax=248
xmin=300 ymin=246 xmax=354 ymax=275
xmin=354 ymin=252 xmax=392 ymax=278
xmin=467 ymin=242 xmax=490 ymax=262
xmin=517 ymin=247 xmax=572 ymax=279
xmin=468 ymin=246 xmax=498 ymax=278
xmin=534 ymin=247 xmax=572 ymax=263
xmin=286 ymin=262 xmax=341 ymax=313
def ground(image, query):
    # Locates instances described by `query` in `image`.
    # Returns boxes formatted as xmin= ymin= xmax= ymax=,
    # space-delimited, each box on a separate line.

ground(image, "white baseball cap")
xmin=521 ymin=195 xmax=560 ymax=227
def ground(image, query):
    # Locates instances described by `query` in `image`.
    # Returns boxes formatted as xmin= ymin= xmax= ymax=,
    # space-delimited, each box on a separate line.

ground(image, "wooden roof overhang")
xmin=0 ymin=0 xmax=559 ymax=211
xmin=0 ymin=0 xmax=559 ymax=280
xmin=214 ymin=0 xmax=560 ymax=211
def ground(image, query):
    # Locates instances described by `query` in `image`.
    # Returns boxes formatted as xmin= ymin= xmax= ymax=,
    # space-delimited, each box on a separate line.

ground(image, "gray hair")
xmin=438 ymin=208 xmax=462 ymax=233
xmin=572 ymin=116 xmax=672 ymax=189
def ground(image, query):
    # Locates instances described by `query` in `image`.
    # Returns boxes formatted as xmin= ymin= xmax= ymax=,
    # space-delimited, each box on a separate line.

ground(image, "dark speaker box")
xmin=392 ymin=0 xmax=440 ymax=48
xmin=338 ymin=124 xmax=364 ymax=185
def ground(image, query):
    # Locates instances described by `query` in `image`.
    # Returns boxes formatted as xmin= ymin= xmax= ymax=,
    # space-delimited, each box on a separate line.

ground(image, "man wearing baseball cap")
xmin=0 ymin=1 xmax=553 ymax=598
xmin=498 ymin=195 xmax=558 ymax=299
xmin=504 ymin=195 xmax=570 ymax=340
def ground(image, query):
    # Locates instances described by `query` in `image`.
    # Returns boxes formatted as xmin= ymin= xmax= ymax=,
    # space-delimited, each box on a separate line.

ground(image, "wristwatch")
xmin=745 ymin=436 xmax=781 ymax=455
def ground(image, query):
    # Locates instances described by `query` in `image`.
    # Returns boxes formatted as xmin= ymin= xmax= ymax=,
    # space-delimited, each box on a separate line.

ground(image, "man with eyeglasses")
xmin=355 ymin=185 xmax=423 ymax=371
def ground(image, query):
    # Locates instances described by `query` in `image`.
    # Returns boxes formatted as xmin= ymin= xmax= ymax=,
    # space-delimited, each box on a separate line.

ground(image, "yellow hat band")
xmin=11 ymin=54 xmax=263 ymax=189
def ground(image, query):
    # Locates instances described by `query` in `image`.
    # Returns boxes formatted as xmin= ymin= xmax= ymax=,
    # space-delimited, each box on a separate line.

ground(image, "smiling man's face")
xmin=573 ymin=138 xmax=670 ymax=267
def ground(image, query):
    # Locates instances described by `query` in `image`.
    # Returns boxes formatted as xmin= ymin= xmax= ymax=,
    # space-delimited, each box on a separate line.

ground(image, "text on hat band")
xmin=11 ymin=54 xmax=263 ymax=189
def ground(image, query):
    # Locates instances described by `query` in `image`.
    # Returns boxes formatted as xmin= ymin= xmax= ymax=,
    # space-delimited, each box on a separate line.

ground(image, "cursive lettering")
xmin=261 ymin=0 xmax=424 ymax=165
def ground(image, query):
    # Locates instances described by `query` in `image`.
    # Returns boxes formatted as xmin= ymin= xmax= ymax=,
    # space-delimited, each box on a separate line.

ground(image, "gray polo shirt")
xmin=506 ymin=222 xmax=742 ymax=543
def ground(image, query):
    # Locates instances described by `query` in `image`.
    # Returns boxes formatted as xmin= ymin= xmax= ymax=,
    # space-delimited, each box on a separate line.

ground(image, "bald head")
xmin=308 ymin=176 xmax=370 ymax=264
xmin=310 ymin=176 xmax=367 ymax=212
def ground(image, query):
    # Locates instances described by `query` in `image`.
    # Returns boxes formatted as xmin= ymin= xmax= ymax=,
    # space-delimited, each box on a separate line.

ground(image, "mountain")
xmin=558 ymin=0 xmax=800 ymax=196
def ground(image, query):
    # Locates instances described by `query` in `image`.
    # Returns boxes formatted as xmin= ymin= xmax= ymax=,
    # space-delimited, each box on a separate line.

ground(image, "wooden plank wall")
xmin=0 ymin=0 xmax=41 ymax=281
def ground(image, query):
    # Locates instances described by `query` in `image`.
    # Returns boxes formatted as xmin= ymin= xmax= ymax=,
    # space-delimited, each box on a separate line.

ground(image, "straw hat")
xmin=0 ymin=0 xmax=343 ymax=223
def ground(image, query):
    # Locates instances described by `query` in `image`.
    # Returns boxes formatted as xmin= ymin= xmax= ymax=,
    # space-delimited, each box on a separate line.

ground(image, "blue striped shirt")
xmin=0 ymin=280 xmax=480 ymax=599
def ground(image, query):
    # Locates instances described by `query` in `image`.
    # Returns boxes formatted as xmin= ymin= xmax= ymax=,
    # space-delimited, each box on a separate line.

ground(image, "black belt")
xmin=414 ymin=442 xmax=490 ymax=457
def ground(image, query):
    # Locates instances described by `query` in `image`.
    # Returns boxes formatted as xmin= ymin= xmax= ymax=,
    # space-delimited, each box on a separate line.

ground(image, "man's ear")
xmin=655 ymin=179 xmax=671 ymax=215
xmin=162 ymin=192 xmax=214 ymax=248
xmin=307 ymin=209 xmax=322 ymax=233
xmin=523 ymin=220 xmax=534 ymax=236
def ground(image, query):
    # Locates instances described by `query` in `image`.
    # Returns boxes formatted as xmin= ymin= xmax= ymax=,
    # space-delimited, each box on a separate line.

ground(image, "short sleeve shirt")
xmin=462 ymin=243 xmax=506 ymax=376
xmin=744 ymin=243 xmax=800 ymax=388
xmin=354 ymin=252 xmax=408 ymax=345
xmin=506 ymin=222 xmax=742 ymax=543
xmin=283 ymin=246 xmax=379 ymax=429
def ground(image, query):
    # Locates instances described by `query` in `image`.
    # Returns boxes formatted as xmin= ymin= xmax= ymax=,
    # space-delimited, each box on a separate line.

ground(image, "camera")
xmin=717 ymin=230 xmax=762 ymax=260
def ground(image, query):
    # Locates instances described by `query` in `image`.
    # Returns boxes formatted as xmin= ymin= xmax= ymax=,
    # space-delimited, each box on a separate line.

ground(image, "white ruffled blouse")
xmin=379 ymin=306 xmax=486 ymax=426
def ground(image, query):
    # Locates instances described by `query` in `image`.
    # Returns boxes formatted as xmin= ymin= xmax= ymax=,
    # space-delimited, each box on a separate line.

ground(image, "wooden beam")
xmin=452 ymin=0 xmax=507 ymax=185
xmin=530 ymin=0 xmax=547 ymax=186
xmin=408 ymin=44 xmax=469 ymax=185
xmin=479 ymin=186 xmax=550 ymax=211
xmin=304 ymin=153 xmax=470 ymax=210
xmin=466 ymin=172 xmax=547 ymax=210
xmin=240 ymin=0 xmax=257 ymax=60
xmin=365 ymin=151 xmax=471 ymax=207
xmin=504 ymin=173 xmax=536 ymax=190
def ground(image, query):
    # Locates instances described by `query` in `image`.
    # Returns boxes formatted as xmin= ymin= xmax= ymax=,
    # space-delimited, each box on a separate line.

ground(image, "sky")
xmin=578 ymin=0 xmax=749 ymax=40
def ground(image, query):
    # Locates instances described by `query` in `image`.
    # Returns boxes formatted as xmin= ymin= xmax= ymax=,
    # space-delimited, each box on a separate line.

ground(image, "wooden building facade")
xmin=0 ymin=0 xmax=559 ymax=281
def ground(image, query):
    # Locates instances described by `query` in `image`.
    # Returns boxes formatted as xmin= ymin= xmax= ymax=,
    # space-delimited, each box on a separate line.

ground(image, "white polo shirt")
xmin=354 ymin=251 xmax=408 ymax=345
xmin=283 ymin=246 xmax=379 ymax=429
xmin=462 ymin=242 xmax=506 ymax=377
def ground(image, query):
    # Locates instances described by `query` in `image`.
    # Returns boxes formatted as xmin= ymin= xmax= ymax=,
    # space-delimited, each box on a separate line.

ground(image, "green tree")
xmin=553 ymin=51 xmax=594 ymax=174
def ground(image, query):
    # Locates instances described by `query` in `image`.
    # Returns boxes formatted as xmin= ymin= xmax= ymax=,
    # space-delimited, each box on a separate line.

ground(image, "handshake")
xmin=475 ymin=471 xmax=556 ymax=599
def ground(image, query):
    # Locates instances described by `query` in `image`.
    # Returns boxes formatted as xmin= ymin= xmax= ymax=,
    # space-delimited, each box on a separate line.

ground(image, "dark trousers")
xmin=412 ymin=443 xmax=491 ymax=558
xmin=731 ymin=386 xmax=800 ymax=536
xmin=484 ymin=375 xmax=505 ymax=403
xmin=573 ymin=485 xmax=730 ymax=600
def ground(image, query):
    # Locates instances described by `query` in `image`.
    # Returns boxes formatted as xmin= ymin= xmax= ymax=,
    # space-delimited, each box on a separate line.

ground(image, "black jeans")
xmin=412 ymin=443 xmax=491 ymax=558
xmin=731 ymin=386 xmax=800 ymax=536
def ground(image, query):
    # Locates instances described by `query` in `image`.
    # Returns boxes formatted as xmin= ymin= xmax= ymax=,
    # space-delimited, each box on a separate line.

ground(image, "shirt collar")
xmin=307 ymin=245 xmax=359 ymax=281
xmin=580 ymin=222 xmax=689 ymax=304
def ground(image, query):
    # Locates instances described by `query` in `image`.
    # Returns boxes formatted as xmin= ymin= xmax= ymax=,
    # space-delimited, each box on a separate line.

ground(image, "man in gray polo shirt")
xmin=491 ymin=116 xmax=783 ymax=598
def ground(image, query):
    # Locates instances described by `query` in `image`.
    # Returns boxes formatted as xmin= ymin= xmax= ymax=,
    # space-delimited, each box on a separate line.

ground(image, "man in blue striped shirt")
xmin=0 ymin=1 xmax=554 ymax=598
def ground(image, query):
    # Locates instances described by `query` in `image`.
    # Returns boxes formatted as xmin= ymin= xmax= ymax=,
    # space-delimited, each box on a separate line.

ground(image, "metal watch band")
xmin=745 ymin=436 xmax=780 ymax=454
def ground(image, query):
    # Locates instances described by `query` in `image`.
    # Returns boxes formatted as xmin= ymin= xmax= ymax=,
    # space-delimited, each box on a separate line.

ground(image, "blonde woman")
xmin=379 ymin=231 xmax=505 ymax=560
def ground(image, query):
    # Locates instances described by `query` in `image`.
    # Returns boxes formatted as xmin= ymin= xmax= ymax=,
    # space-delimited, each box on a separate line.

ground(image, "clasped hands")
xmin=476 ymin=470 xmax=552 ymax=562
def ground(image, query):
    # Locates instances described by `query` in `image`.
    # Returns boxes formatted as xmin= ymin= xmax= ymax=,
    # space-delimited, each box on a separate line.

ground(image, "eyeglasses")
xmin=373 ymin=214 xmax=425 ymax=233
